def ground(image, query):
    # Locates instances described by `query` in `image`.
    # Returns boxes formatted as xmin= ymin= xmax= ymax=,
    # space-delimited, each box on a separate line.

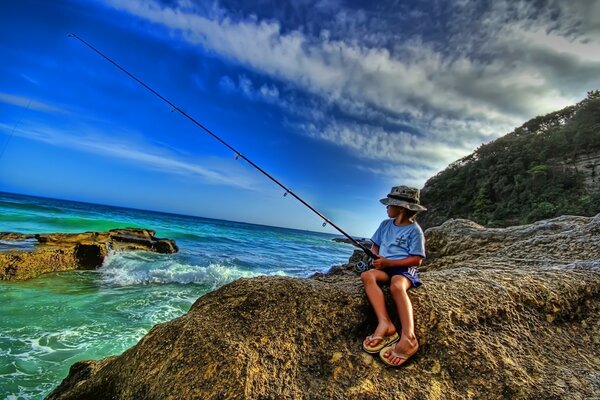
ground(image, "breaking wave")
xmin=99 ymin=252 xmax=286 ymax=288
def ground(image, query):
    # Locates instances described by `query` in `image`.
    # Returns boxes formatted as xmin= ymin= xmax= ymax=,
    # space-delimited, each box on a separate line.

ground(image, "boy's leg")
xmin=360 ymin=269 xmax=395 ymax=346
xmin=383 ymin=275 xmax=419 ymax=366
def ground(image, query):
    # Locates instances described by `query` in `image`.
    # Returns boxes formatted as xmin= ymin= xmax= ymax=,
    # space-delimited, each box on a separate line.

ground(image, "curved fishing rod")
xmin=68 ymin=33 xmax=378 ymax=260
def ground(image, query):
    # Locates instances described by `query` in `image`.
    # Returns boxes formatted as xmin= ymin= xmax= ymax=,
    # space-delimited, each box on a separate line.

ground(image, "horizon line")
xmin=0 ymin=189 xmax=356 ymax=238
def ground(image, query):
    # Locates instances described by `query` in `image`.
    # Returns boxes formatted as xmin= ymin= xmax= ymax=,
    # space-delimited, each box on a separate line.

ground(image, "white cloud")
xmin=296 ymin=118 xmax=474 ymax=186
xmin=238 ymin=75 xmax=253 ymax=97
xmin=357 ymin=164 xmax=436 ymax=190
xmin=219 ymin=75 xmax=236 ymax=92
xmin=20 ymin=74 xmax=39 ymax=85
xmin=0 ymin=122 xmax=263 ymax=190
xmin=259 ymin=83 xmax=279 ymax=100
xmin=219 ymin=74 xmax=280 ymax=103
xmin=111 ymin=0 xmax=596 ymax=118
xmin=104 ymin=0 xmax=600 ymax=187
xmin=0 ymin=92 xmax=68 ymax=114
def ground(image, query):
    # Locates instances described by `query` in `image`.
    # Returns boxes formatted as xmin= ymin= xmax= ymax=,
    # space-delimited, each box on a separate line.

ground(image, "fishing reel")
xmin=355 ymin=260 xmax=372 ymax=273
xmin=351 ymin=247 xmax=376 ymax=273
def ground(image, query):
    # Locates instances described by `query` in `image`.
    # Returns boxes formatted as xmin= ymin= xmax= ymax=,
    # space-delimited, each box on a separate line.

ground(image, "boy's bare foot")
xmin=381 ymin=335 xmax=418 ymax=367
xmin=363 ymin=321 xmax=397 ymax=348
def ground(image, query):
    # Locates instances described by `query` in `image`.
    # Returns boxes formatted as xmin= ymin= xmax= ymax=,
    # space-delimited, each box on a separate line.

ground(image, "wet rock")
xmin=47 ymin=215 xmax=600 ymax=399
xmin=0 ymin=228 xmax=178 ymax=281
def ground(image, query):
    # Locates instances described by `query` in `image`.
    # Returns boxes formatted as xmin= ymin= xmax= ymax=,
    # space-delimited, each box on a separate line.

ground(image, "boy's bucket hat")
xmin=380 ymin=186 xmax=427 ymax=212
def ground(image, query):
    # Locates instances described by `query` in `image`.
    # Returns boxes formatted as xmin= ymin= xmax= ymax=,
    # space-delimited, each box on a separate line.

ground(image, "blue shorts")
xmin=383 ymin=266 xmax=422 ymax=288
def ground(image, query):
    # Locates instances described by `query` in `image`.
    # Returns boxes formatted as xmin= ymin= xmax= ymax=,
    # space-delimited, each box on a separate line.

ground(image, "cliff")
xmin=47 ymin=214 xmax=600 ymax=399
xmin=420 ymin=90 xmax=600 ymax=229
xmin=0 ymin=228 xmax=178 ymax=281
xmin=553 ymin=152 xmax=600 ymax=194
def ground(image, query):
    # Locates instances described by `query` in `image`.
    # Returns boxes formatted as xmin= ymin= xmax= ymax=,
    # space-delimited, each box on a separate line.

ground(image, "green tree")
xmin=420 ymin=91 xmax=600 ymax=229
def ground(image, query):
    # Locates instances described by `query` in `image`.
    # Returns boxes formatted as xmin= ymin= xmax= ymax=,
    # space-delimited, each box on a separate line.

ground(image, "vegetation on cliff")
xmin=420 ymin=90 xmax=600 ymax=229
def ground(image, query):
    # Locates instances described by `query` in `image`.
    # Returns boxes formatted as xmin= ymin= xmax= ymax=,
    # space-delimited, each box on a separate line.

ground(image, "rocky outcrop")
xmin=48 ymin=215 xmax=600 ymax=399
xmin=331 ymin=236 xmax=372 ymax=249
xmin=0 ymin=228 xmax=178 ymax=281
xmin=553 ymin=152 xmax=600 ymax=193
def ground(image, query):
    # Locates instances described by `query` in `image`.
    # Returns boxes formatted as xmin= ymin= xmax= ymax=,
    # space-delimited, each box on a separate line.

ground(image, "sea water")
xmin=0 ymin=192 xmax=354 ymax=399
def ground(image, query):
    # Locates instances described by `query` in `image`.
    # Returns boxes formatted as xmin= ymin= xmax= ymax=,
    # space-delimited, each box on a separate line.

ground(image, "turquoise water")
xmin=0 ymin=192 xmax=353 ymax=399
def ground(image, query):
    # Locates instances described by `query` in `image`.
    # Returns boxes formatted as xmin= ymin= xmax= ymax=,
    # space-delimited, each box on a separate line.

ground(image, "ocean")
xmin=0 ymin=192 xmax=354 ymax=399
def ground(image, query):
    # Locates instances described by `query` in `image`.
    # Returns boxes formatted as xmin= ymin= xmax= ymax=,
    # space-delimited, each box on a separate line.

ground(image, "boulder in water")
xmin=0 ymin=228 xmax=178 ymax=281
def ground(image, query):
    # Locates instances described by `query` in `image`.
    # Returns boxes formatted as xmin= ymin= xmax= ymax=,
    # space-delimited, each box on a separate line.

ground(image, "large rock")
xmin=0 ymin=228 xmax=178 ymax=281
xmin=48 ymin=215 xmax=600 ymax=399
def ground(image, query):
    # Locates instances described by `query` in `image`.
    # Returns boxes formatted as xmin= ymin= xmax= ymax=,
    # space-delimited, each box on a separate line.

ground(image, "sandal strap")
xmin=390 ymin=350 xmax=410 ymax=359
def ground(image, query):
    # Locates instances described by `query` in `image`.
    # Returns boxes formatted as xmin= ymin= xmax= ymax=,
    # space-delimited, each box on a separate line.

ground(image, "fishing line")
xmin=68 ymin=33 xmax=377 ymax=260
xmin=0 ymin=100 xmax=32 ymax=162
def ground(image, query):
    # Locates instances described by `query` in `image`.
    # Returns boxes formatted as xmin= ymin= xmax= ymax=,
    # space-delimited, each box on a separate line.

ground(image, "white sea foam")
xmin=99 ymin=252 xmax=285 ymax=288
xmin=0 ymin=238 xmax=37 ymax=251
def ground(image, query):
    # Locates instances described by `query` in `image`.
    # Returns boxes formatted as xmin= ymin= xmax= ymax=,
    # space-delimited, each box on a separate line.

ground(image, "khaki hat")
xmin=380 ymin=186 xmax=427 ymax=212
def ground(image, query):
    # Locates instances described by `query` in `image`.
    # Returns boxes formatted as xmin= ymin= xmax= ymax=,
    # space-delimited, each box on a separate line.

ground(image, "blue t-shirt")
xmin=371 ymin=219 xmax=426 ymax=259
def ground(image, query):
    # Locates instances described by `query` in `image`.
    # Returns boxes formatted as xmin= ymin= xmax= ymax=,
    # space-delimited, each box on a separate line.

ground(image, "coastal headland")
xmin=0 ymin=228 xmax=178 ymax=281
xmin=46 ymin=214 xmax=600 ymax=399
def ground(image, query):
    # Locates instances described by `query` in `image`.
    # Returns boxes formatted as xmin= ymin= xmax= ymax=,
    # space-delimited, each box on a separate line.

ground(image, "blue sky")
xmin=1 ymin=0 xmax=599 ymax=236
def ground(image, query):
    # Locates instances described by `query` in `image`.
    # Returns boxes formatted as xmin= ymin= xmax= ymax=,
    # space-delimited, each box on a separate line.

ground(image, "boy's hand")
xmin=372 ymin=257 xmax=388 ymax=269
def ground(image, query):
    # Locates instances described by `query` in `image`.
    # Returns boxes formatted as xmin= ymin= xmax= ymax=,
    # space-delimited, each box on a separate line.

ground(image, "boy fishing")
xmin=360 ymin=186 xmax=426 ymax=367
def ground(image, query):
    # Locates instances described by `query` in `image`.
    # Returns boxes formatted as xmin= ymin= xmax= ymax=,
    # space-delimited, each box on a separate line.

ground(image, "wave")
xmin=0 ymin=239 xmax=37 ymax=251
xmin=167 ymin=231 xmax=241 ymax=245
xmin=0 ymin=200 xmax=65 ymax=214
xmin=99 ymin=252 xmax=286 ymax=288
xmin=0 ymin=214 xmax=136 ymax=232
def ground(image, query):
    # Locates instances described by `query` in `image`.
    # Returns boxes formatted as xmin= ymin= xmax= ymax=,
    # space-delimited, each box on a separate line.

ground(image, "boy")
xmin=360 ymin=186 xmax=426 ymax=367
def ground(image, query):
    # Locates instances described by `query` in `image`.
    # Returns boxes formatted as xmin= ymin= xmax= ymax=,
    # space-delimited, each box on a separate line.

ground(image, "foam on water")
xmin=0 ymin=271 xmax=211 ymax=399
xmin=0 ymin=238 xmax=37 ymax=251
xmin=99 ymin=251 xmax=286 ymax=288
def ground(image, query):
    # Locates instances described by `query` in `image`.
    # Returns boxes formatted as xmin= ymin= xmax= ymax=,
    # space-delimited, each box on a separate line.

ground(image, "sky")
xmin=1 ymin=0 xmax=599 ymax=237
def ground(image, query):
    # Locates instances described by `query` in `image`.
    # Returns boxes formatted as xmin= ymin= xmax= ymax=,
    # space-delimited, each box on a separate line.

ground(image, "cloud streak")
xmin=0 ymin=122 xmax=263 ymax=190
xmin=0 ymin=92 xmax=68 ymax=114
xmin=104 ymin=0 xmax=600 ymax=185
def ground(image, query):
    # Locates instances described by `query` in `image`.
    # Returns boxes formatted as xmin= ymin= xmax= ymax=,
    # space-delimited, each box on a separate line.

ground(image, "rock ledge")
xmin=0 ymin=228 xmax=178 ymax=281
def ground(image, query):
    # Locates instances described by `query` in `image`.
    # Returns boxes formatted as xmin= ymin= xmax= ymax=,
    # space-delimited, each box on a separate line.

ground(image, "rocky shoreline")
xmin=0 ymin=228 xmax=178 ymax=281
xmin=46 ymin=214 xmax=600 ymax=399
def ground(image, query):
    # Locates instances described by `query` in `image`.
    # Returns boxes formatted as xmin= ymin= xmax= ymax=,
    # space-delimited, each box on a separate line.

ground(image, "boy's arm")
xmin=372 ymin=255 xmax=423 ymax=269
xmin=371 ymin=244 xmax=380 ymax=257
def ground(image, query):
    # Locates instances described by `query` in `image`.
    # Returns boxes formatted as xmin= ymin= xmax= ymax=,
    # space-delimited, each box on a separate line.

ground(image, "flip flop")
xmin=378 ymin=343 xmax=418 ymax=367
xmin=362 ymin=332 xmax=399 ymax=354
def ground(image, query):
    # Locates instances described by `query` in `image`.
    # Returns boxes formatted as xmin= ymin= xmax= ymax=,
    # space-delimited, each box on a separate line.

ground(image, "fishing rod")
xmin=68 ymin=33 xmax=378 ymax=260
